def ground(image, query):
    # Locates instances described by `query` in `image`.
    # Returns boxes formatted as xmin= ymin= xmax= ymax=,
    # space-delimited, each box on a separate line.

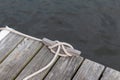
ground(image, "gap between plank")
xmin=0 ymin=37 xmax=25 ymax=64
xmin=98 ymin=67 xmax=106 ymax=80
xmin=14 ymin=43 xmax=44 ymax=80
xmin=71 ymin=57 xmax=85 ymax=80
xmin=42 ymin=56 xmax=60 ymax=80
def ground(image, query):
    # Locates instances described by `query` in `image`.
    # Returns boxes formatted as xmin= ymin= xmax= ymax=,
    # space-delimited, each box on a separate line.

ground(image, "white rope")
xmin=0 ymin=26 xmax=42 ymax=42
xmin=0 ymin=26 xmax=75 ymax=80
xmin=49 ymin=40 xmax=74 ymax=57
xmin=23 ymin=41 xmax=73 ymax=80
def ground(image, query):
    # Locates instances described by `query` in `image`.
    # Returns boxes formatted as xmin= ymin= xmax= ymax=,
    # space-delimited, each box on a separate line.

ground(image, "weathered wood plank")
xmin=44 ymin=56 xmax=83 ymax=80
xmin=0 ymin=38 xmax=43 ymax=80
xmin=0 ymin=32 xmax=24 ymax=63
xmin=73 ymin=59 xmax=105 ymax=80
xmin=16 ymin=46 xmax=58 ymax=80
xmin=0 ymin=30 xmax=10 ymax=41
xmin=101 ymin=67 xmax=120 ymax=80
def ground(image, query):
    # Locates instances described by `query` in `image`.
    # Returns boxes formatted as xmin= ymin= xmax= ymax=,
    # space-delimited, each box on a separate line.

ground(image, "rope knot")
xmin=48 ymin=40 xmax=74 ymax=57
xmin=42 ymin=38 xmax=81 ymax=57
xmin=0 ymin=26 xmax=81 ymax=80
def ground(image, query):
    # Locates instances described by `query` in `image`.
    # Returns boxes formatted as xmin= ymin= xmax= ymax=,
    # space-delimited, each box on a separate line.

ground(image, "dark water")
xmin=0 ymin=0 xmax=120 ymax=71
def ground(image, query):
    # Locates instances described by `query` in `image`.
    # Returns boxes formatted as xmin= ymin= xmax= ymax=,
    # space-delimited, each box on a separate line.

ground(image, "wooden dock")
xmin=0 ymin=29 xmax=120 ymax=80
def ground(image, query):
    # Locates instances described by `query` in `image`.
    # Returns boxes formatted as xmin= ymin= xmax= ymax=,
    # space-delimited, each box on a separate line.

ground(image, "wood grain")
xmin=73 ymin=59 xmax=105 ymax=80
xmin=0 ymin=38 xmax=42 ymax=80
xmin=16 ymin=46 xmax=58 ymax=80
xmin=44 ymin=56 xmax=83 ymax=80
xmin=0 ymin=30 xmax=10 ymax=41
xmin=0 ymin=31 xmax=119 ymax=80
xmin=0 ymin=32 xmax=24 ymax=63
xmin=101 ymin=67 xmax=120 ymax=80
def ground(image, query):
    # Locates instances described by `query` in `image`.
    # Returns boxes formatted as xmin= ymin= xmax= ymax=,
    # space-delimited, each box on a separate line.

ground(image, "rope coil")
xmin=0 ymin=26 xmax=81 ymax=80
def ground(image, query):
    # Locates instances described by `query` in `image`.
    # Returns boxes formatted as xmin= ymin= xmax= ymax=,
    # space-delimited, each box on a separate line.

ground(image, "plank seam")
xmin=71 ymin=57 xmax=85 ymax=80
xmin=98 ymin=67 xmax=106 ymax=80
xmin=42 ymin=56 xmax=60 ymax=80
xmin=0 ymin=36 xmax=25 ymax=64
xmin=14 ymin=43 xmax=44 ymax=80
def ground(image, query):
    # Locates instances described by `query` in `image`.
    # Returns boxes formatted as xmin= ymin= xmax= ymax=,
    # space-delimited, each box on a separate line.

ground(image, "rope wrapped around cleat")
xmin=0 ymin=26 xmax=81 ymax=80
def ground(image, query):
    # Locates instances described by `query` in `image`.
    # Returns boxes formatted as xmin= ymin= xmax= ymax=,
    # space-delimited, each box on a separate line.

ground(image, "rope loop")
xmin=48 ymin=40 xmax=74 ymax=57
xmin=0 ymin=26 xmax=81 ymax=80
